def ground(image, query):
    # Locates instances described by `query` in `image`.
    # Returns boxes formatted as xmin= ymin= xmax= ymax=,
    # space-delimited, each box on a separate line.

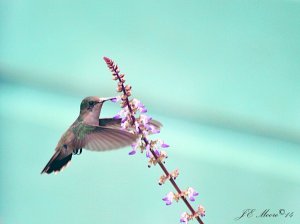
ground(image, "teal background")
xmin=0 ymin=1 xmax=299 ymax=224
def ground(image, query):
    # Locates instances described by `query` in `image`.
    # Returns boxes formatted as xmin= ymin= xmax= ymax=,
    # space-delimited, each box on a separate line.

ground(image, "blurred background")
xmin=0 ymin=0 xmax=299 ymax=224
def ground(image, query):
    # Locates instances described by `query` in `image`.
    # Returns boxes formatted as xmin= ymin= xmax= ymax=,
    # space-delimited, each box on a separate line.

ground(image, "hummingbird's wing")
xmin=74 ymin=124 xmax=138 ymax=151
xmin=99 ymin=118 xmax=162 ymax=130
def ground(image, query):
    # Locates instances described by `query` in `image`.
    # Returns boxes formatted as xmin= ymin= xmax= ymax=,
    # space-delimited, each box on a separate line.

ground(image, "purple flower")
xmin=140 ymin=114 xmax=152 ymax=125
xmin=114 ymin=107 xmax=130 ymax=121
xmin=154 ymin=149 xmax=160 ymax=156
xmin=162 ymin=192 xmax=174 ymax=205
xmin=146 ymin=150 xmax=151 ymax=158
xmin=180 ymin=212 xmax=189 ymax=224
xmin=149 ymin=125 xmax=160 ymax=134
xmin=110 ymin=97 xmax=118 ymax=103
xmin=121 ymin=120 xmax=128 ymax=130
xmin=133 ymin=99 xmax=147 ymax=113
xmin=137 ymin=102 xmax=147 ymax=113
xmin=121 ymin=116 xmax=128 ymax=123
xmin=113 ymin=114 xmax=121 ymax=119
xmin=145 ymin=144 xmax=151 ymax=158
xmin=161 ymin=143 xmax=169 ymax=148
xmin=128 ymin=150 xmax=136 ymax=155
xmin=129 ymin=142 xmax=139 ymax=155
xmin=140 ymin=107 xmax=147 ymax=113
xmin=187 ymin=187 xmax=199 ymax=202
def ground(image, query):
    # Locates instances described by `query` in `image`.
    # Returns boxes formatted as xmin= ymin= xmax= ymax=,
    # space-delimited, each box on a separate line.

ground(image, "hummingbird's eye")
xmin=88 ymin=101 xmax=95 ymax=106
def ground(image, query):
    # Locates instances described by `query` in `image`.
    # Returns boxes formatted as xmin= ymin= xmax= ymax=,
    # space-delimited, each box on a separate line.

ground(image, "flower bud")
xmin=125 ymin=85 xmax=132 ymax=91
xmin=113 ymin=64 xmax=119 ymax=71
xmin=121 ymin=101 xmax=127 ymax=108
xmin=117 ymin=86 xmax=122 ymax=92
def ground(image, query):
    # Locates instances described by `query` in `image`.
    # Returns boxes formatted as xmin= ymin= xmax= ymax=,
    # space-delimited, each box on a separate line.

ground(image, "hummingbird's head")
xmin=80 ymin=96 xmax=116 ymax=115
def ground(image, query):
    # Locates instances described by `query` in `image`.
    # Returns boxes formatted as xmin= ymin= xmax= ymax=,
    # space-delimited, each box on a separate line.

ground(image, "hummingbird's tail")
xmin=41 ymin=150 xmax=72 ymax=174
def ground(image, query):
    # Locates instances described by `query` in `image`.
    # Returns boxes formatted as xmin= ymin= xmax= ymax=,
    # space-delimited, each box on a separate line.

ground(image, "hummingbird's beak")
xmin=100 ymin=97 xmax=117 ymax=103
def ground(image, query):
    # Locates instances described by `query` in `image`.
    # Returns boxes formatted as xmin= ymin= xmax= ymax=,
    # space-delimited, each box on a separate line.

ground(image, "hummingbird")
xmin=41 ymin=96 xmax=160 ymax=174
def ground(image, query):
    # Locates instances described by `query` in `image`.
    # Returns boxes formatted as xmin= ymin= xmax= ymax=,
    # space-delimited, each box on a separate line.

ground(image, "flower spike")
xmin=103 ymin=57 xmax=205 ymax=224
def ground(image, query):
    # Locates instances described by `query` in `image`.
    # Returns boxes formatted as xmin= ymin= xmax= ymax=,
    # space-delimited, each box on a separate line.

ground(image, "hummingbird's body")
xmin=41 ymin=96 xmax=160 ymax=174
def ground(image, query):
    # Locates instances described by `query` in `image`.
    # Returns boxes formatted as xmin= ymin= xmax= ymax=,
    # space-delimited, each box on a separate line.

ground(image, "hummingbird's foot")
xmin=73 ymin=148 xmax=83 ymax=155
